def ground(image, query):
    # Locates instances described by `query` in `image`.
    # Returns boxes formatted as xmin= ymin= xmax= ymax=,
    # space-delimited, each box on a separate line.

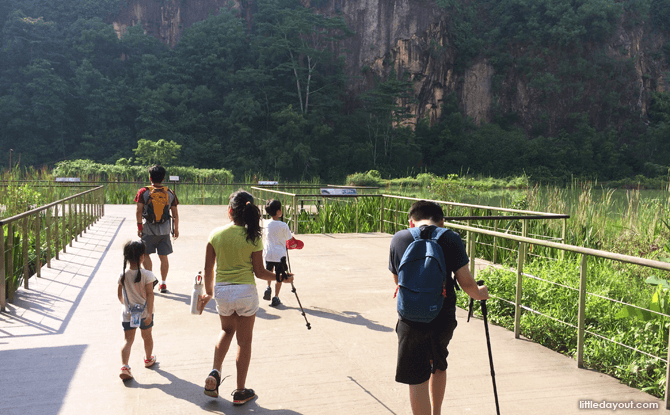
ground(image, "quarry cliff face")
xmin=113 ymin=0 xmax=669 ymax=129
xmin=113 ymin=0 xmax=239 ymax=46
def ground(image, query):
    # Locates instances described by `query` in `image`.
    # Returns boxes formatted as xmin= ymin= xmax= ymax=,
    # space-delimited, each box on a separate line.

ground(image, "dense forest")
xmin=0 ymin=0 xmax=670 ymax=183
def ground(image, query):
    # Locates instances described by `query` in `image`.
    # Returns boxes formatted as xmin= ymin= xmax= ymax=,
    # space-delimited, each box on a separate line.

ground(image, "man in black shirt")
xmin=389 ymin=200 xmax=489 ymax=415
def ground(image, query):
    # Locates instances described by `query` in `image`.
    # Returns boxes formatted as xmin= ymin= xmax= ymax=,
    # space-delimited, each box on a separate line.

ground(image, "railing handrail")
xmin=446 ymin=221 xmax=670 ymax=271
xmin=382 ymin=194 xmax=565 ymax=217
xmin=250 ymin=186 xmax=298 ymax=197
xmin=0 ymin=185 xmax=103 ymax=226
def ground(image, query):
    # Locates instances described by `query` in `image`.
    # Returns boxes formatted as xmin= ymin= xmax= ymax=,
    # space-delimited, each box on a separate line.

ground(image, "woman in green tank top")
xmin=197 ymin=190 xmax=294 ymax=404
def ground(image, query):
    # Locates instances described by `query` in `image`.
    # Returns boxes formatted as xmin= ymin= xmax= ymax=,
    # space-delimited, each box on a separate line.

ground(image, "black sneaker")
xmin=270 ymin=297 xmax=281 ymax=307
xmin=204 ymin=369 xmax=221 ymax=398
xmin=159 ymin=282 xmax=167 ymax=293
xmin=263 ymin=286 xmax=271 ymax=301
xmin=232 ymin=388 xmax=256 ymax=405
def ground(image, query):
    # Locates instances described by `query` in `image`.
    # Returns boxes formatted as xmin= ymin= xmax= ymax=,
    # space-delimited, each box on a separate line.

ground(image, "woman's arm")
xmin=251 ymin=251 xmax=293 ymax=283
xmin=118 ymin=284 xmax=124 ymax=304
xmin=197 ymin=242 xmax=216 ymax=314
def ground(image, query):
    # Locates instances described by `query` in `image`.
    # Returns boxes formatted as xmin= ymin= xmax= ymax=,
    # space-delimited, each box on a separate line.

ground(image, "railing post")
xmin=322 ymin=197 xmax=327 ymax=234
xmin=86 ymin=193 xmax=90 ymax=230
xmin=493 ymin=219 xmax=499 ymax=264
xmin=54 ymin=204 xmax=60 ymax=260
xmin=0 ymin=223 xmax=5 ymax=312
xmin=469 ymin=229 xmax=476 ymax=278
xmin=466 ymin=208 xmax=473 ymax=257
xmin=394 ymin=200 xmax=399 ymax=234
xmin=46 ymin=207 xmax=52 ymax=268
xmin=577 ymin=254 xmax=588 ymax=368
xmin=293 ymin=194 xmax=298 ymax=235
xmin=7 ymin=223 xmax=14 ymax=301
xmin=561 ymin=218 xmax=567 ymax=260
xmin=62 ymin=201 xmax=67 ymax=253
xmin=514 ymin=221 xmax=527 ymax=339
xmin=355 ymin=196 xmax=359 ymax=234
xmin=22 ymin=217 xmax=29 ymax=289
xmin=379 ymin=196 xmax=385 ymax=233
xmin=35 ymin=212 xmax=41 ymax=278
xmin=68 ymin=199 xmax=73 ymax=247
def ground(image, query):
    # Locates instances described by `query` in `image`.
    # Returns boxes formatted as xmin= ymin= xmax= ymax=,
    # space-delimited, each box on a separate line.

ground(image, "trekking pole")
xmin=283 ymin=250 xmax=311 ymax=330
xmin=469 ymin=280 xmax=501 ymax=415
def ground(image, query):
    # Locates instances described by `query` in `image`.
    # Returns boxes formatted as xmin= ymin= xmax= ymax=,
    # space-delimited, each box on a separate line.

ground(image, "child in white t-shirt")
xmin=118 ymin=240 xmax=158 ymax=380
xmin=262 ymin=200 xmax=293 ymax=307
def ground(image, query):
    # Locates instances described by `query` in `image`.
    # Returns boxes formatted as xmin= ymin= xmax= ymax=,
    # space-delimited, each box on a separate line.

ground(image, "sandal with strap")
xmin=204 ymin=370 xmax=221 ymax=398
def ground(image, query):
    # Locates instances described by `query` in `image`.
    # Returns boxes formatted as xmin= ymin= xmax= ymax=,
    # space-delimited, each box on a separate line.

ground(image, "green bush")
xmin=53 ymin=160 xmax=233 ymax=183
xmin=345 ymin=171 xmax=384 ymax=187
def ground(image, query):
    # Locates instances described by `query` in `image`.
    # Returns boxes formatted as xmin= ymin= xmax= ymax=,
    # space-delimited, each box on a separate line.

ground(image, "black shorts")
xmin=395 ymin=313 xmax=457 ymax=385
xmin=265 ymin=260 xmax=287 ymax=281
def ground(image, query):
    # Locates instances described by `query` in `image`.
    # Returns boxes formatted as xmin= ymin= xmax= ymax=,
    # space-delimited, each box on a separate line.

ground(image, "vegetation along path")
xmin=0 ymin=205 xmax=666 ymax=414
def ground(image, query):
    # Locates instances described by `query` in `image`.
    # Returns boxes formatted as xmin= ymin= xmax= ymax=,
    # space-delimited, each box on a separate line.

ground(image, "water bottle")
xmin=190 ymin=271 xmax=203 ymax=315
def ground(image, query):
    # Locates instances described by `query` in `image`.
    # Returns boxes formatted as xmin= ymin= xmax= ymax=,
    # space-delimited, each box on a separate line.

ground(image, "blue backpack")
xmin=397 ymin=226 xmax=449 ymax=323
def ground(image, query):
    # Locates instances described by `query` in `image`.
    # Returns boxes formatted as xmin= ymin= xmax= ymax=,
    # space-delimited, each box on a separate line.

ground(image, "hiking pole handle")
xmin=468 ymin=280 xmax=486 ymax=323
xmin=476 ymin=280 xmax=487 ymax=318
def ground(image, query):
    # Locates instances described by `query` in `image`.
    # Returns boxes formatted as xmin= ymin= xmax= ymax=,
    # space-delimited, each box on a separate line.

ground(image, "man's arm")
xmin=170 ymin=205 xmax=179 ymax=238
xmin=135 ymin=202 xmax=144 ymax=238
xmin=454 ymin=265 xmax=489 ymax=301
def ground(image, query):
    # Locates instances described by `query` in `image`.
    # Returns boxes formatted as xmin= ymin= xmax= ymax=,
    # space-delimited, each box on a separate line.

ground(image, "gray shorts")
xmin=142 ymin=234 xmax=173 ymax=256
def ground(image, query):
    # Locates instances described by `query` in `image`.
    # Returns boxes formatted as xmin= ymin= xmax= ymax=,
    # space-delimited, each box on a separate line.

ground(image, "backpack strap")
xmin=141 ymin=186 xmax=151 ymax=204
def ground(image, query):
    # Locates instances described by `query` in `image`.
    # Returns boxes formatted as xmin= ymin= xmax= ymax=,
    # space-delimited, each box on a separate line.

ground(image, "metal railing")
xmin=250 ymin=188 xmax=670 ymax=406
xmin=251 ymin=187 xmax=384 ymax=234
xmin=0 ymin=186 xmax=105 ymax=311
xmin=445 ymin=221 xmax=670 ymax=408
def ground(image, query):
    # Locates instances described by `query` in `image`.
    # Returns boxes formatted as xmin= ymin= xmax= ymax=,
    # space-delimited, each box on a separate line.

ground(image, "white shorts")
xmin=214 ymin=283 xmax=259 ymax=317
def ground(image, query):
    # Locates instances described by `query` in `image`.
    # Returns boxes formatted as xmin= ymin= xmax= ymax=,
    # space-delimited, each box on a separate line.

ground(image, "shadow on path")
xmin=0 ymin=344 xmax=86 ymax=415
xmin=281 ymin=306 xmax=392 ymax=332
xmin=0 ymin=216 xmax=124 ymax=338
xmin=128 ymin=366 xmax=304 ymax=415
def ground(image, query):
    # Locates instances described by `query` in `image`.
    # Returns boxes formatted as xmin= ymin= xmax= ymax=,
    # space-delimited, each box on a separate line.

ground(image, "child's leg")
xmin=122 ymin=328 xmax=137 ymax=366
xmin=274 ymin=281 xmax=282 ymax=297
xmin=140 ymin=327 xmax=154 ymax=360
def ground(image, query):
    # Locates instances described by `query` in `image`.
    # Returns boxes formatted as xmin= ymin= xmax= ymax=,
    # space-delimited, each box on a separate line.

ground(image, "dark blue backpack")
xmin=397 ymin=226 xmax=449 ymax=323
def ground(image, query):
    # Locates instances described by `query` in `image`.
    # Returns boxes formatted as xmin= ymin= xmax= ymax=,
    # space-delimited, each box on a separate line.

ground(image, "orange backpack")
xmin=142 ymin=186 xmax=171 ymax=224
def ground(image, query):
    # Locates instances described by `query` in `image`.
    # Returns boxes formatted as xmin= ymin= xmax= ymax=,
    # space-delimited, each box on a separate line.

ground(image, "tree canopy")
xmin=0 ymin=0 xmax=669 ymax=184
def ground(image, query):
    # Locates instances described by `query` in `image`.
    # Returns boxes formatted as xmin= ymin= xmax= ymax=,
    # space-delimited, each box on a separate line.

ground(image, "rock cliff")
xmin=112 ymin=0 xmax=669 ymax=129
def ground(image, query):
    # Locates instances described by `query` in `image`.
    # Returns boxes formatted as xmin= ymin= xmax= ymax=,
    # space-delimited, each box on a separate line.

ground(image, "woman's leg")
xmin=121 ymin=328 xmax=136 ymax=366
xmin=213 ymin=314 xmax=237 ymax=372
xmin=233 ymin=313 xmax=256 ymax=390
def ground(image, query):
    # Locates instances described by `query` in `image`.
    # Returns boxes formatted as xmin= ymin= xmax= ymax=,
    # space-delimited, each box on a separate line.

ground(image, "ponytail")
xmin=229 ymin=190 xmax=262 ymax=243
xmin=122 ymin=240 xmax=146 ymax=286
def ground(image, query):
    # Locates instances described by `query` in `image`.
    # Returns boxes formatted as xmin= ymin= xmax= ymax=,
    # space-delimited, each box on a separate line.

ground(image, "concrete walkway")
xmin=0 ymin=205 xmax=667 ymax=414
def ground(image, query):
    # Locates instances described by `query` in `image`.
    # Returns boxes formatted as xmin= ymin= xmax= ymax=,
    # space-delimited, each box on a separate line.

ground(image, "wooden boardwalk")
xmin=0 ymin=205 xmax=666 ymax=414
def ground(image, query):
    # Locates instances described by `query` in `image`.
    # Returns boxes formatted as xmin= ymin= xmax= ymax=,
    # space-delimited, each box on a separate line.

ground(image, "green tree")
xmin=133 ymin=139 xmax=182 ymax=166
